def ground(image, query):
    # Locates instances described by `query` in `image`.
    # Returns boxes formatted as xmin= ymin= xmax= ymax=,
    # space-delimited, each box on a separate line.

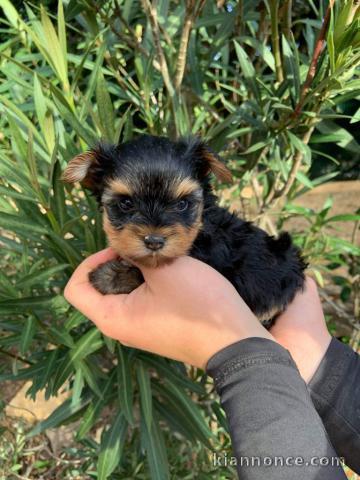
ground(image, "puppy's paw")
xmin=89 ymin=259 xmax=144 ymax=294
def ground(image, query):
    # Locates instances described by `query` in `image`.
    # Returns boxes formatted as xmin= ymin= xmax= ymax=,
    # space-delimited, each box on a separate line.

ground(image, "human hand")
xmin=270 ymin=276 xmax=332 ymax=383
xmin=64 ymin=248 xmax=273 ymax=369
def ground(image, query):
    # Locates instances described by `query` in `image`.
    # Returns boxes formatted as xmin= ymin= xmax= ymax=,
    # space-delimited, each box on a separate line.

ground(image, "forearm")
xmin=308 ymin=337 xmax=360 ymax=474
xmin=206 ymin=337 xmax=346 ymax=480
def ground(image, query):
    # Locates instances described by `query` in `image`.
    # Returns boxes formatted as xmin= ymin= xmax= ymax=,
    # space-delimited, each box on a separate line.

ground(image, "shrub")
xmin=0 ymin=0 xmax=359 ymax=478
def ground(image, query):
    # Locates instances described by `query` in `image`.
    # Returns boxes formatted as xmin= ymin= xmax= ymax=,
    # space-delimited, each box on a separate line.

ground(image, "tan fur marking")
xmin=103 ymin=205 xmax=203 ymax=268
xmin=172 ymin=177 xmax=200 ymax=198
xmin=202 ymin=150 xmax=233 ymax=183
xmin=61 ymin=152 xmax=96 ymax=185
xmin=108 ymin=178 xmax=133 ymax=196
xmin=257 ymin=306 xmax=282 ymax=322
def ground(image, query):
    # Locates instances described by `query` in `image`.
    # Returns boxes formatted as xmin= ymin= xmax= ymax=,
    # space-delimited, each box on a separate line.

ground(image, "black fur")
xmin=191 ymin=208 xmax=306 ymax=320
xmin=65 ymin=135 xmax=307 ymax=322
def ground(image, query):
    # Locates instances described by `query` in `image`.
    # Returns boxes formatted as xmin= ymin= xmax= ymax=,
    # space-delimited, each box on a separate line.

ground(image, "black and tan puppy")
xmin=62 ymin=135 xmax=306 ymax=322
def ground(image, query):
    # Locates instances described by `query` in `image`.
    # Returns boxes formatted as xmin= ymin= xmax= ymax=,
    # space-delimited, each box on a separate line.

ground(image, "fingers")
xmin=64 ymin=247 xmax=123 ymax=320
xmin=72 ymin=247 xmax=119 ymax=278
xmin=138 ymin=255 xmax=209 ymax=285
xmin=274 ymin=275 xmax=323 ymax=327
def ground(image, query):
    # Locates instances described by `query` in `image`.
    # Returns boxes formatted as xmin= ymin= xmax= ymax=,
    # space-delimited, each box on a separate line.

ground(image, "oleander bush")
xmin=0 ymin=0 xmax=359 ymax=478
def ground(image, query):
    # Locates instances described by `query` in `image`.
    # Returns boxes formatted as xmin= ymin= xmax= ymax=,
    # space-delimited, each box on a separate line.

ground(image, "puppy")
xmin=62 ymin=135 xmax=306 ymax=322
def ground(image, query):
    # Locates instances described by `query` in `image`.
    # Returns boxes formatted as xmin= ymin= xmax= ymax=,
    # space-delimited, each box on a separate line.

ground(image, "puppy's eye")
xmin=118 ymin=197 xmax=134 ymax=212
xmin=175 ymin=199 xmax=189 ymax=212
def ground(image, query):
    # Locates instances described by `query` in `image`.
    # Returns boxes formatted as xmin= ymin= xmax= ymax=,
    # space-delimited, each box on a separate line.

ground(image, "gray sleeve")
xmin=308 ymin=337 xmax=360 ymax=474
xmin=206 ymin=337 xmax=347 ymax=480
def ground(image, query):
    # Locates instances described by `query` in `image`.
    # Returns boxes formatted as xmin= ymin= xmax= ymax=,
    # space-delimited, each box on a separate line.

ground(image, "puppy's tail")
xmin=267 ymin=232 xmax=292 ymax=252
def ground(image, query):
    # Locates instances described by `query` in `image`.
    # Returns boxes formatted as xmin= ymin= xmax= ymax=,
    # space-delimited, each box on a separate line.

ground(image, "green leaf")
xmin=40 ymin=4 xmax=68 ymax=87
xmin=242 ymin=141 xmax=270 ymax=154
xmin=48 ymin=326 xmax=75 ymax=348
xmin=52 ymin=93 xmax=97 ymax=146
xmin=69 ymin=328 xmax=103 ymax=364
xmin=0 ymin=296 xmax=55 ymax=315
xmin=79 ymin=359 xmax=103 ymax=397
xmin=116 ymin=344 xmax=134 ymax=425
xmin=20 ymin=315 xmax=36 ymax=355
xmin=153 ymin=381 xmax=213 ymax=448
xmin=76 ymin=372 xmax=116 ymax=439
xmin=327 ymin=236 xmax=360 ymax=255
xmin=350 ymin=104 xmax=360 ymax=123
xmin=136 ymin=361 xmax=153 ymax=432
xmin=57 ymin=0 xmax=67 ymax=77
xmin=282 ymin=34 xmax=300 ymax=102
xmin=34 ymin=73 xmax=46 ymax=135
xmin=64 ymin=311 xmax=88 ymax=331
xmin=17 ymin=264 xmax=68 ymax=289
xmin=141 ymin=412 xmax=170 ymax=480
xmin=138 ymin=354 xmax=205 ymax=395
xmin=96 ymin=70 xmax=115 ymax=142
xmin=50 ymin=159 xmax=67 ymax=229
xmin=0 ymin=95 xmax=47 ymax=148
xmin=71 ymin=368 xmax=84 ymax=406
xmin=234 ymin=41 xmax=261 ymax=103
xmin=287 ymin=131 xmax=312 ymax=164
xmin=0 ymin=0 xmax=21 ymax=27
xmin=241 ymin=36 xmax=275 ymax=71
xmin=295 ymin=171 xmax=313 ymax=189
xmin=27 ymin=396 xmax=91 ymax=437
xmin=97 ymin=413 xmax=128 ymax=480
xmin=6 ymin=113 xmax=27 ymax=160
xmin=326 ymin=214 xmax=360 ymax=223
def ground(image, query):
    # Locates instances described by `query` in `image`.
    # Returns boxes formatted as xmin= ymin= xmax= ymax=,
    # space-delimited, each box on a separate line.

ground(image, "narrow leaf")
xmin=136 ymin=361 xmax=153 ymax=432
xmin=97 ymin=413 xmax=128 ymax=480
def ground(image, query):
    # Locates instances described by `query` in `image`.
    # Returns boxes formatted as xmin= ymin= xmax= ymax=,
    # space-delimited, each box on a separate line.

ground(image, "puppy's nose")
xmin=144 ymin=234 xmax=165 ymax=251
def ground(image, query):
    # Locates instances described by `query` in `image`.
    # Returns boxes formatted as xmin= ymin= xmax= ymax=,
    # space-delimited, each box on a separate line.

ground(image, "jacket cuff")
xmin=206 ymin=337 xmax=298 ymax=388
xmin=308 ymin=337 xmax=356 ymax=401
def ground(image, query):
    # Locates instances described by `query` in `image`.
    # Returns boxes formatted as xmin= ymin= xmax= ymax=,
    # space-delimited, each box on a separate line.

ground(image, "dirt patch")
xmin=284 ymin=180 xmax=359 ymax=243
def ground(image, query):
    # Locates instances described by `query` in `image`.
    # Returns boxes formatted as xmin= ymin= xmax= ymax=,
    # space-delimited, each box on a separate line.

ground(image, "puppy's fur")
xmin=63 ymin=135 xmax=306 ymax=322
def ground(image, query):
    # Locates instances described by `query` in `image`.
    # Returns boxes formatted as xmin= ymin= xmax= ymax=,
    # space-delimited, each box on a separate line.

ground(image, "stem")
xmin=174 ymin=0 xmax=206 ymax=91
xmin=0 ymin=347 xmax=34 ymax=365
xmin=174 ymin=0 xmax=195 ymax=91
xmin=275 ymin=125 xmax=315 ymax=199
xmin=93 ymin=0 xmax=160 ymax=70
xmin=283 ymin=0 xmax=292 ymax=39
xmin=141 ymin=0 xmax=175 ymax=98
xmin=292 ymin=0 xmax=335 ymax=118
xmin=269 ymin=0 xmax=284 ymax=83
xmin=236 ymin=0 xmax=244 ymax=37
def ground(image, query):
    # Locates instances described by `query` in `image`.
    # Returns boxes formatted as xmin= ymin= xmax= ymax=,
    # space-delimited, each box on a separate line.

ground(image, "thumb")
xmin=64 ymin=247 xmax=124 ymax=319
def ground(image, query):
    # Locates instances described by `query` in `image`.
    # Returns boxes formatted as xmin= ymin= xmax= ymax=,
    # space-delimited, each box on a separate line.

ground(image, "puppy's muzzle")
xmin=144 ymin=234 xmax=166 ymax=251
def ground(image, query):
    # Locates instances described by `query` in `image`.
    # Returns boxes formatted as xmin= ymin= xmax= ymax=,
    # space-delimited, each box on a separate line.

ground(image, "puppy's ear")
xmin=184 ymin=138 xmax=233 ymax=183
xmin=196 ymin=143 xmax=233 ymax=183
xmin=61 ymin=144 xmax=116 ymax=192
xmin=61 ymin=150 xmax=98 ymax=189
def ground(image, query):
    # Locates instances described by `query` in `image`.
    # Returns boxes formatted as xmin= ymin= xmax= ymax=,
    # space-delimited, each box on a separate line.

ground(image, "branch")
xmin=282 ymin=0 xmax=292 ymax=39
xmin=174 ymin=0 xmax=196 ymax=90
xmin=274 ymin=125 xmax=314 ymax=198
xmin=0 ymin=347 xmax=34 ymax=365
xmin=269 ymin=0 xmax=284 ymax=83
xmin=114 ymin=0 xmax=162 ymax=71
xmin=141 ymin=0 xmax=175 ymax=97
xmin=174 ymin=0 xmax=206 ymax=91
xmin=292 ymin=0 xmax=335 ymax=118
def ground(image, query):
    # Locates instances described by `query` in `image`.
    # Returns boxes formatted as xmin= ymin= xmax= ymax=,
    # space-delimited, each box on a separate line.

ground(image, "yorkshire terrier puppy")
xmin=62 ymin=135 xmax=306 ymax=322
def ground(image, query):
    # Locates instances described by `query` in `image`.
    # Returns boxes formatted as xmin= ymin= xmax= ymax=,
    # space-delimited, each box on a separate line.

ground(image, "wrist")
xmin=273 ymin=329 xmax=332 ymax=383
xmin=200 ymin=321 xmax=273 ymax=370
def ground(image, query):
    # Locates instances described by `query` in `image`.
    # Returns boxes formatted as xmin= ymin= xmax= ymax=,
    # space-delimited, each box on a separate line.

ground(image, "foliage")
xmin=0 ymin=0 xmax=359 ymax=478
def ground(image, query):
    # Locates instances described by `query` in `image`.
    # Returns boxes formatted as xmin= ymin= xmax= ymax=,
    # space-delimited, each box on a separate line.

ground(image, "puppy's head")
xmin=62 ymin=135 xmax=232 ymax=267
